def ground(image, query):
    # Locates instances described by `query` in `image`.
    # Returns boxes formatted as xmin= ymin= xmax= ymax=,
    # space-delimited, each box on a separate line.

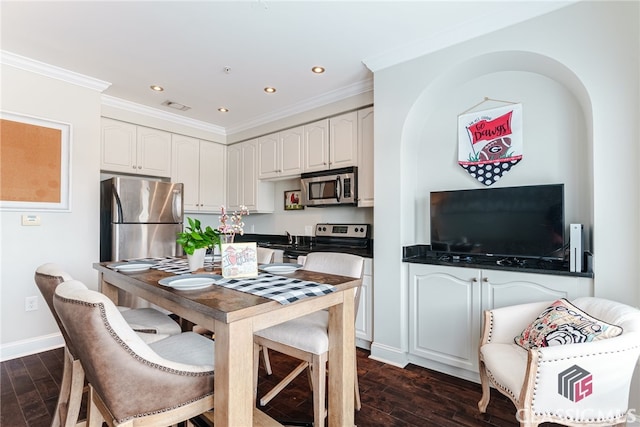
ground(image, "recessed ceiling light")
xmin=150 ymin=84 xmax=164 ymax=92
xmin=264 ymin=87 xmax=276 ymax=93
xmin=311 ymin=66 xmax=325 ymax=74
xmin=218 ymin=107 xmax=229 ymax=113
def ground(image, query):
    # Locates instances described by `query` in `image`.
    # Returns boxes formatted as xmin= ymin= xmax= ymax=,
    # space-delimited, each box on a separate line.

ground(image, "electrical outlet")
xmin=25 ymin=296 xmax=38 ymax=311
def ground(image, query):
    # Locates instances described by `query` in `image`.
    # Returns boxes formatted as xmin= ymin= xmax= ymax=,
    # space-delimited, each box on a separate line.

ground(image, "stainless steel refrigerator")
xmin=100 ymin=177 xmax=184 ymax=263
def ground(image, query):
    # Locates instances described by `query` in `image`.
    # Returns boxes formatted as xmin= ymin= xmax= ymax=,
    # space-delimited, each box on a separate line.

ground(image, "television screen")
xmin=430 ymin=184 xmax=565 ymax=260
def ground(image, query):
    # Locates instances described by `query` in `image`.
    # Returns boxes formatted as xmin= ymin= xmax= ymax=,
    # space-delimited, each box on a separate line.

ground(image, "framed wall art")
xmin=0 ymin=111 xmax=71 ymax=211
xmin=284 ymin=190 xmax=304 ymax=211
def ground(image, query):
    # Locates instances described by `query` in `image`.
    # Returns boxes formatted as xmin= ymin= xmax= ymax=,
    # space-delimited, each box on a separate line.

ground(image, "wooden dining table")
xmin=93 ymin=261 xmax=360 ymax=427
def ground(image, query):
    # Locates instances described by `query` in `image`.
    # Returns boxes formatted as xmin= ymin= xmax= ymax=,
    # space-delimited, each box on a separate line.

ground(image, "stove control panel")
xmin=315 ymin=223 xmax=370 ymax=238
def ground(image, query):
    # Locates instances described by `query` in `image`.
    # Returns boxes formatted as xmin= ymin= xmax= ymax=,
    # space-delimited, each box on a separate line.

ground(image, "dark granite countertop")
xmin=402 ymin=245 xmax=593 ymax=278
xmin=235 ymin=233 xmax=373 ymax=258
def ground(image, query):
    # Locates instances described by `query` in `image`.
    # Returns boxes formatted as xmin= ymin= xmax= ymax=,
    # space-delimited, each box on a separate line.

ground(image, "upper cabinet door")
xmin=101 ymin=118 xmax=137 ymax=174
xmin=226 ymin=144 xmax=242 ymax=211
xmin=171 ymin=134 xmax=200 ymax=211
xmin=329 ymin=111 xmax=358 ymax=169
xmin=258 ymin=133 xmax=280 ymax=179
xmin=136 ymin=126 xmax=172 ymax=177
xmin=199 ymin=141 xmax=226 ymax=212
xmin=279 ymin=125 xmax=304 ymax=177
xmin=241 ymin=140 xmax=258 ymax=210
xmin=100 ymin=118 xmax=171 ymax=178
xmin=303 ymin=119 xmax=329 ymax=173
xmin=357 ymin=107 xmax=374 ymax=207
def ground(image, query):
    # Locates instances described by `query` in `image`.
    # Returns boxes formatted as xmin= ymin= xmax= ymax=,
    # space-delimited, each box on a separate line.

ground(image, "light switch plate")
xmin=21 ymin=215 xmax=41 ymax=226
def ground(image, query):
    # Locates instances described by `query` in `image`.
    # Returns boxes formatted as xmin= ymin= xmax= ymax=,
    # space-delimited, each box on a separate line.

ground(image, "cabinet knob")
xmin=483 ymin=277 xmax=489 ymax=282
xmin=138 ymin=165 xmax=142 ymax=169
xmin=472 ymin=278 xmax=478 ymax=282
xmin=132 ymin=165 xmax=136 ymax=169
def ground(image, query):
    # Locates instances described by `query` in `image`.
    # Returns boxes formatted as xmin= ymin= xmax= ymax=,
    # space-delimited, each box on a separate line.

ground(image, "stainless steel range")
xmin=253 ymin=223 xmax=372 ymax=262
xmin=280 ymin=223 xmax=372 ymax=262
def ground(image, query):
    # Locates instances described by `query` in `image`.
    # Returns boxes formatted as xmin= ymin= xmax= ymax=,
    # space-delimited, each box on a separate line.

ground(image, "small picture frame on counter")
xmin=284 ymin=190 xmax=304 ymax=211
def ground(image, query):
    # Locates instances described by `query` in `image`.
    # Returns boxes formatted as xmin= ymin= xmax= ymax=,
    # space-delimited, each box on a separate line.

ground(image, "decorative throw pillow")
xmin=514 ymin=298 xmax=623 ymax=350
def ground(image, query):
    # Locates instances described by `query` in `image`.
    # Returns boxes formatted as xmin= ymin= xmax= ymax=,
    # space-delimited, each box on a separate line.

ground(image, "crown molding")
xmin=101 ymin=95 xmax=227 ymax=136
xmin=1 ymin=50 xmax=111 ymax=92
xmin=225 ymin=77 xmax=373 ymax=135
xmin=363 ymin=1 xmax=577 ymax=72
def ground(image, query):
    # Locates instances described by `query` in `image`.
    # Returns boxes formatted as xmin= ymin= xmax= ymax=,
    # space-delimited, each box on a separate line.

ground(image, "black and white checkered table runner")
xmin=213 ymin=274 xmax=335 ymax=305
xmin=129 ymin=257 xmax=335 ymax=305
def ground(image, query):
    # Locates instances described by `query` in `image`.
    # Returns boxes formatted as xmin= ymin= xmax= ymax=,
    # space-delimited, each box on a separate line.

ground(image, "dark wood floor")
xmin=1 ymin=346 xmax=562 ymax=426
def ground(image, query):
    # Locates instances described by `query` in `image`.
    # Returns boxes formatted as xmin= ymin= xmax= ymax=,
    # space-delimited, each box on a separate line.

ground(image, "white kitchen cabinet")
xmin=227 ymin=139 xmax=274 ymax=213
xmin=258 ymin=126 xmax=304 ymax=180
xmin=355 ymin=258 xmax=373 ymax=349
xmin=329 ymin=111 xmax=358 ymax=169
xmin=303 ymin=111 xmax=358 ymax=173
xmin=101 ymin=118 xmax=172 ymax=177
xmin=303 ymin=119 xmax=330 ymax=172
xmin=172 ymin=135 xmax=226 ymax=213
xmin=408 ymin=263 xmax=593 ymax=376
xmin=357 ymin=107 xmax=374 ymax=207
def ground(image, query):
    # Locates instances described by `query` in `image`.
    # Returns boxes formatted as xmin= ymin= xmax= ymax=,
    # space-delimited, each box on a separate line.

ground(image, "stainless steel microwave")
xmin=300 ymin=166 xmax=358 ymax=206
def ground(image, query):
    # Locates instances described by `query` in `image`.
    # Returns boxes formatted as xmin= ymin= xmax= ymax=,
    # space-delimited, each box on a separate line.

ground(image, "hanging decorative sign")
xmin=458 ymin=101 xmax=523 ymax=186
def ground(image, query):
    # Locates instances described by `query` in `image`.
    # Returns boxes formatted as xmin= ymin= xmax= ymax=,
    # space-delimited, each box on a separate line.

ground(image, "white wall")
xmin=371 ymin=0 xmax=639 ymax=365
xmin=0 ymin=65 xmax=103 ymax=358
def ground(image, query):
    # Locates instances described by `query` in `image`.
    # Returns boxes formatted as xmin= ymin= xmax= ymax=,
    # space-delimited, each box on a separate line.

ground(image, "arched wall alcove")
xmin=399 ymin=51 xmax=593 ymax=250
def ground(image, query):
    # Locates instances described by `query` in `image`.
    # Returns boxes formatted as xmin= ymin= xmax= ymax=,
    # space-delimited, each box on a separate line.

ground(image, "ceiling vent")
xmin=162 ymin=100 xmax=191 ymax=111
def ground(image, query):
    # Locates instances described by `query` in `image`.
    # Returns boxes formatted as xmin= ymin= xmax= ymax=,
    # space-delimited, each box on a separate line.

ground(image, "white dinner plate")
xmin=259 ymin=263 xmax=303 ymax=274
xmin=107 ymin=261 xmax=156 ymax=273
xmin=158 ymin=274 xmax=222 ymax=290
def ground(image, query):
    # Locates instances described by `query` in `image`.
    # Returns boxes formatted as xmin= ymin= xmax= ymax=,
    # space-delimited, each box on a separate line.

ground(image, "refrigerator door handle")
xmin=172 ymin=188 xmax=183 ymax=222
xmin=112 ymin=183 xmax=124 ymax=223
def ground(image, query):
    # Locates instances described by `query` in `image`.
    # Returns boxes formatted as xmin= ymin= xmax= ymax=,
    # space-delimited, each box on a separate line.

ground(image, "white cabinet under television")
xmin=407 ymin=263 xmax=593 ymax=378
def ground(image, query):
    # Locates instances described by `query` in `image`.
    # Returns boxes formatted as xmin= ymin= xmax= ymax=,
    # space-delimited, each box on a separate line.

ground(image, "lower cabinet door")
xmin=408 ymin=264 xmax=481 ymax=372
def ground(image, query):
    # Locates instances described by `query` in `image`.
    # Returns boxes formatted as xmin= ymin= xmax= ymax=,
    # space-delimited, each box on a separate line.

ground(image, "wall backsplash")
xmin=191 ymin=178 xmax=374 ymax=238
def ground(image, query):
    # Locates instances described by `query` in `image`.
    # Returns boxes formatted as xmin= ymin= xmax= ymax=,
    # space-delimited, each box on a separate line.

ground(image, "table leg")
xmin=327 ymin=288 xmax=356 ymax=427
xmin=214 ymin=318 xmax=254 ymax=427
xmin=98 ymin=273 xmax=118 ymax=304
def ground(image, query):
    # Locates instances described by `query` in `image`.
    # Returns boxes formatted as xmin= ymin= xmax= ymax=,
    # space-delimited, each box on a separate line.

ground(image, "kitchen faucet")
xmin=286 ymin=231 xmax=293 ymax=245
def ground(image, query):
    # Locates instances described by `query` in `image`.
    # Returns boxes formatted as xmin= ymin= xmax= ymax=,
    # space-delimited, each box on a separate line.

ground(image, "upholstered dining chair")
xmin=257 ymin=247 xmax=276 ymax=264
xmin=34 ymin=263 xmax=183 ymax=427
xmin=478 ymin=297 xmax=640 ymax=427
xmin=254 ymin=252 xmax=364 ymax=427
xmin=53 ymin=279 xmax=215 ymax=427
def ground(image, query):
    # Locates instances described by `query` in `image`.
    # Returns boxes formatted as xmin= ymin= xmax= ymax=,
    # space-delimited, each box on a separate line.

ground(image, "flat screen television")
xmin=430 ymin=184 xmax=565 ymax=260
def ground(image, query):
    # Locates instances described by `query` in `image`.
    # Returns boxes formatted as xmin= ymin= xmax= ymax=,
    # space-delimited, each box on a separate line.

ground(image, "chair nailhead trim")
xmin=115 ymin=392 xmax=214 ymax=424
xmin=55 ymin=296 xmax=213 ymax=377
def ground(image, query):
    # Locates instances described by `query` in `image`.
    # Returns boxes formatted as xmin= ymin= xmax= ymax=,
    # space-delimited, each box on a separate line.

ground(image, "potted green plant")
xmin=177 ymin=217 xmax=221 ymax=271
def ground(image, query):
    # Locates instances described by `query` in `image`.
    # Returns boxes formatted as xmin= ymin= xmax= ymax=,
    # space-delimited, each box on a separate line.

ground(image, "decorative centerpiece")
xmin=217 ymin=206 xmax=257 ymax=278
xmin=176 ymin=217 xmax=221 ymax=271
xmin=217 ymin=205 xmax=249 ymax=243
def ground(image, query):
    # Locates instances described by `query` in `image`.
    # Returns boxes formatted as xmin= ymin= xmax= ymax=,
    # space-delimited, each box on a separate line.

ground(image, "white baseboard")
xmin=0 ymin=333 xmax=64 ymax=362
xmin=369 ymin=341 xmax=408 ymax=368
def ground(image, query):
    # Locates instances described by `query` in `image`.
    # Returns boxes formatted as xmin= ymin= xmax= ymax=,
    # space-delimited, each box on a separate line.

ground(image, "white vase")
xmin=187 ymin=248 xmax=206 ymax=272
